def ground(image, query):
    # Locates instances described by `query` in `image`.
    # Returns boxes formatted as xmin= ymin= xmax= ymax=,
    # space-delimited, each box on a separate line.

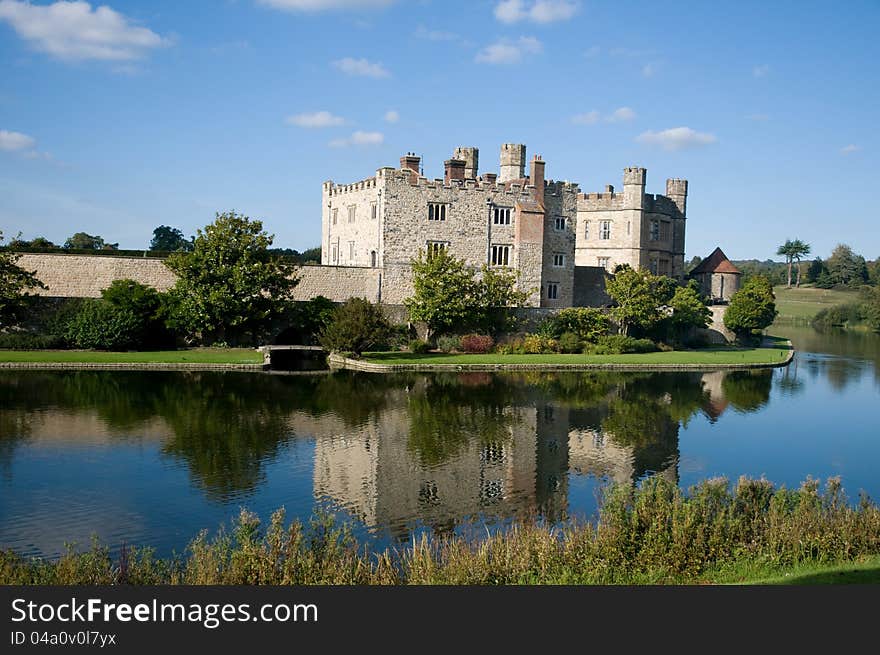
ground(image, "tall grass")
xmin=2 ymin=476 xmax=879 ymax=585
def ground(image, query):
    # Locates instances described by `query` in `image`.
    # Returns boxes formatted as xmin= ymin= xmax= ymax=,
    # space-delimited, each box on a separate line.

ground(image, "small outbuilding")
xmin=690 ymin=247 xmax=742 ymax=304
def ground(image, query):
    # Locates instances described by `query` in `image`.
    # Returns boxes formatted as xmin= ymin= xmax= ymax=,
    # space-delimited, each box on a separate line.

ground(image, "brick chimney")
xmin=400 ymin=153 xmax=421 ymax=182
xmin=444 ymin=158 xmax=466 ymax=184
xmin=530 ymin=154 xmax=545 ymax=205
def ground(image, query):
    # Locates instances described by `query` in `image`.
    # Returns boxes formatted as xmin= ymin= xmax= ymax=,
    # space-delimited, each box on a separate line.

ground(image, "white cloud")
xmin=332 ymin=57 xmax=390 ymax=78
xmin=607 ymin=106 xmax=636 ymax=122
xmin=414 ymin=25 xmax=460 ymax=42
xmin=642 ymin=63 xmax=656 ymax=77
xmin=475 ymin=36 xmax=542 ymax=65
xmin=257 ymin=0 xmax=393 ymax=11
xmin=572 ymin=107 xmax=635 ymax=125
xmin=753 ymin=64 xmax=770 ymax=77
xmin=329 ymin=130 xmax=384 ymax=147
xmin=494 ymin=0 xmax=578 ymax=24
xmin=384 ymin=109 xmax=399 ymax=123
xmin=583 ymin=45 xmax=600 ymax=58
xmin=286 ymin=111 xmax=346 ymax=128
xmin=571 ymin=111 xmax=599 ymax=125
xmin=0 ymin=0 xmax=169 ymax=61
xmin=0 ymin=129 xmax=35 ymax=151
xmin=636 ymin=127 xmax=717 ymax=151
xmin=840 ymin=144 xmax=861 ymax=155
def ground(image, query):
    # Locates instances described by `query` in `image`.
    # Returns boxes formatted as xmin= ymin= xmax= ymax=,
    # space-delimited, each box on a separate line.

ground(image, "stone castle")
xmin=321 ymin=143 xmax=688 ymax=307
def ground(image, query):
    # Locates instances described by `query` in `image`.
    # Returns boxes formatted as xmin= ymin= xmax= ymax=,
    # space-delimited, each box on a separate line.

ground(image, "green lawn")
xmin=773 ymin=285 xmax=859 ymax=322
xmin=363 ymin=342 xmax=791 ymax=367
xmin=0 ymin=348 xmax=264 ymax=364
xmin=710 ymin=555 xmax=880 ymax=585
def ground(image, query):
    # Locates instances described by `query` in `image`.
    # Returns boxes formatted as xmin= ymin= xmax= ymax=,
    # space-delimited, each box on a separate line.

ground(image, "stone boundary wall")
xmin=328 ymin=348 xmax=794 ymax=373
xmin=0 ymin=362 xmax=267 ymax=371
xmin=18 ymin=253 xmax=177 ymax=298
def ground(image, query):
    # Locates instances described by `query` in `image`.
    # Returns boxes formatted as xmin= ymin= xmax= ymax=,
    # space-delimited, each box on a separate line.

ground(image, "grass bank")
xmin=2 ymin=476 xmax=877 ymax=585
xmin=773 ymin=286 xmax=859 ymax=323
xmin=360 ymin=341 xmax=791 ymax=369
xmin=0 ymin=348 xmax=263 ymax=364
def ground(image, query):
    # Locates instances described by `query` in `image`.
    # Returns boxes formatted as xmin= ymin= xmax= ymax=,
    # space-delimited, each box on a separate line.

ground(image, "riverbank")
xmin=2 ymin=476 xmax=877 ymax=585
xmin=0 ymin=348 xmax=265 ymax=370
xmin=334 ymin=340 xmax=793 ymax=372
xmin=773 ymin=285 xmax=859 ymax=324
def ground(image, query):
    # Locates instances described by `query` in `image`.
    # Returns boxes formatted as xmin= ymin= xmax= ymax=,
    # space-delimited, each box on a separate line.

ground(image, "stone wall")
xmin=572 ymin=266 xmax=611 ymax=307
xmin=18 ymin=253 xmax=177 ymax=298
xmin=322 ymin=175 xmax=384 ymax=267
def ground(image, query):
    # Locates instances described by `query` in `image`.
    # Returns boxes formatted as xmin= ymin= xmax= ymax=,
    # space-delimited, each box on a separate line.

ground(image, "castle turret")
xmin=453 ymin=147 xmax=479 ymax=179
xmin=665 ymin=178 xmax=688 ymax=216
xmin=623 ymin=166 xmax=646 ymax=209
xmin=400 ymin=153 xmax=421 ymax=183
xmin=444 ymin=158 xmax=466 ymax=184
xmin=500 ymin=143 xmax=526 ymax=182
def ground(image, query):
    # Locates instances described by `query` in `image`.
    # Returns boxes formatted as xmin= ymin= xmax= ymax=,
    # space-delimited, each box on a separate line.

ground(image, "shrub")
xmin=460 ymin=334 xmax=494 ymax=353
xmin=538 ymin=307 xmax=612 ymax=342
xmin=100 ymin=279 xmax=174 ymax=349
xmin=587 ymin=335 xmax=657 ymax=355
xmin=437 ymin=335 xmax=461 ymax=353
xmin=408 ymin=339 xmax=430 ymax=354
xmin=521 ymin=334 xmax=557 ymax=354
xmin=63 ymin=300 xmax=143 ymax=350
xmin=558 ymin=331 xmax=581 ymax=354
xmin=0 ymin=332 xmax=65 ymax=350
xmin=319 ymin=297 xmax=391 ymax=356
xmin=812 ymin=303 xmax=862 ymax=330
xmin=724 ymin=275 xmax=777 ymax=337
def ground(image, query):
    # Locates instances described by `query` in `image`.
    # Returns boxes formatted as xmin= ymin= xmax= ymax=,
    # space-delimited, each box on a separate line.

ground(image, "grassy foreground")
xmin=364 ymin=343 xmax=791 ymax=367
xmin=2 ymin=476 xmax=878 ymax=585
xmin=773 ymin=286 xmax=859 ymax=323
xmin=0 ymin=348 xmax=263 ymax=364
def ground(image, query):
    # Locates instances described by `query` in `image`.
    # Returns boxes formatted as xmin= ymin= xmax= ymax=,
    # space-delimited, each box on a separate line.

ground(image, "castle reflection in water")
xmin=302 ymin=369 xmax=765 ymax=537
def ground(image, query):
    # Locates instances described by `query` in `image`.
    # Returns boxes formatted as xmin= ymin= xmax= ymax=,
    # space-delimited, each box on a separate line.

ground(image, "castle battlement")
xmin=324 ymin=176 xmax=380 ymax=196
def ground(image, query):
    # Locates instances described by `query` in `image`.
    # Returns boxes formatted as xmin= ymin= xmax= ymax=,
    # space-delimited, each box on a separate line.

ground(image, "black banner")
xmin=1 ymin=585 xmax=875 ymax=652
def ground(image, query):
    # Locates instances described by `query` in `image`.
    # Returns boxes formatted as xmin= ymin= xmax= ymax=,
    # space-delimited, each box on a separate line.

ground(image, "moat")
xmin=1 ymin=326 xmax=878 ymax=559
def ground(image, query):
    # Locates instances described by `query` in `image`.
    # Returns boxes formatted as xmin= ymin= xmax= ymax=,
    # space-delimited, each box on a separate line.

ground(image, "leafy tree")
xmin=0 ymin=231 xmax=47 ymax=328
xmin=405 ymin=249 xmax=530 ymax=339
xmin=604 ymin=265 xmax=676 ymax=336
xmin=63 ymin=232 xmax=118 ymax=250
xmin=868 ymin=258 xmax=880 ymax=287
xmin=101 ymin=279 xmax=174 ymax=348
xmin=538 ymin=307 xmax=611 ymax=342
xmin=668 ymin=282 xmax=712 ymax=341
xmin=789 ymin=239 xmax=811 ymax=287
xmin=63 ymin=300 xmax=142 ymax=350
xmin=150 ymin=225 xmax=193 ymax=252
xmin=164 ymin=211 xmax=299 ymax=345
xmin=276 ymin=296 xmax=337 ymax=345
xmin=29 ymin=236 xmax=55 ymax=249
xmin=806 ymin=257 xmax=831 ymax=286
xmin=686 ymin=255 xmax=703 ymax=273
xmin=319 ymin=297 xmax=390 ymax=356
xmin=826 ymin=243 xmax=868 ymax=287
xmin=723 ymin=275 xmax=777 ymax=339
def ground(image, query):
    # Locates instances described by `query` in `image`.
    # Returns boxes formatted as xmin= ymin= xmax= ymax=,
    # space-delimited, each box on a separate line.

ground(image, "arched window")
xmin=371 ymin=250 xmax=377 ymax=267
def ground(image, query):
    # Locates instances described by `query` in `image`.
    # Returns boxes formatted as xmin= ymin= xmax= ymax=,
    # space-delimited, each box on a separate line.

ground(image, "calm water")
xmin=1 ymin=325 xmax=878 ymax=558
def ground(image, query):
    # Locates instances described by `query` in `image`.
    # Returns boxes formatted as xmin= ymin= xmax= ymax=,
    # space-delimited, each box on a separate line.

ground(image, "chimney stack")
xmin=444 ymin=158 xmax=466 ymax=184
xmin=400 ymin=153 xmax=421 ymax=182
xmin=530 ymin=154 xmax=545 ymax=205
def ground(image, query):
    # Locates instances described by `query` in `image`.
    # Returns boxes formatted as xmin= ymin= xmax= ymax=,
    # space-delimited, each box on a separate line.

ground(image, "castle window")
xmin=660 ymin=220 xmax=671 ymax=241
xmin=547 ymin=282 xmax=559 ymax=300
xmin=599 ymin=220 xmax=611 ymax=240
xmin=331 ymin=208 xmax=338 ymax=225
xmin=480 ymin=442 xmax=505 ymax=465
xmin=331 ymin=244 xmax=338 ymax=263
xmin=649 ymin=258 xmax=659 ymax=275
xmin=650 ymin=220 xmax=660 ymax=241
xmin=426 ymin=241 xmax=448 ymax=258
xmin=428 ymin=202 xmax=447 ymax=221
xmin=348 ymin=241 xmax=355 ymax=260
xmin=493 ymin=206 xmax=512 ymax=225
xmin=552 ymin=253 xmax=565 ymax=267
xmin=598 ymin=257 xmax=610 ymax=270
xmin=491 ymin=244 xmax=511 ymax=266
xmin=554 ymin=216 xmax=567 ymax=231
xmin=347 ymin=206 xmax=356 ymax=223
xmin=371 ymin=250 xmax=377 ymax=267
xmin=584 ymin=221 xmax=590 ymax=239
xmin=370 ymin=202 xmax=377 ymax=220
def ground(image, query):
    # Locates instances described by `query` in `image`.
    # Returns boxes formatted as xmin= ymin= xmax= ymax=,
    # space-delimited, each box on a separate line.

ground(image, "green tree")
xmin=827 ymin=243 xmax=868 ymax=287
xmin=723 ymin=275 xmax=777 ymax=339
xmin=101 ymin=279 xmax=174 ymax=348
xmin=150 ymin=225 xmax=193 ymax=252
xmin=776 ymin=240 xmax=796 ymax=288
xmin=789 ymin=239 xmax=811 ymax=287
xmin=319 ymin=297 xmax=390 ymax=356
xmin=63 ymin=232 xmax=118 ymax=250
xmin=474 ymin=264 xmax=531 ymax=334
xmin=668 ymin=282 xmax=712 ymax=341
xmin=164 ymin=211 xmax=299 ymax=345
xmin=604 ymin=265 xmax=676 ymax=336
xmin=0 ymin=231 xmax=47 ymax=328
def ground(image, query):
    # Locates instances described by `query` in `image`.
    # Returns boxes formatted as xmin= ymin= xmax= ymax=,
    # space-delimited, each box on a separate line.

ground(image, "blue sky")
xmin=0 ymin=0 xmax=877 ymax=260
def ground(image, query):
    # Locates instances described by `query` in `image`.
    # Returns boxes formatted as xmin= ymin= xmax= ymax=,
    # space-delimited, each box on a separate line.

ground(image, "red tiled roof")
xmin=691 ymin=247 xmax=742 ymax=274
